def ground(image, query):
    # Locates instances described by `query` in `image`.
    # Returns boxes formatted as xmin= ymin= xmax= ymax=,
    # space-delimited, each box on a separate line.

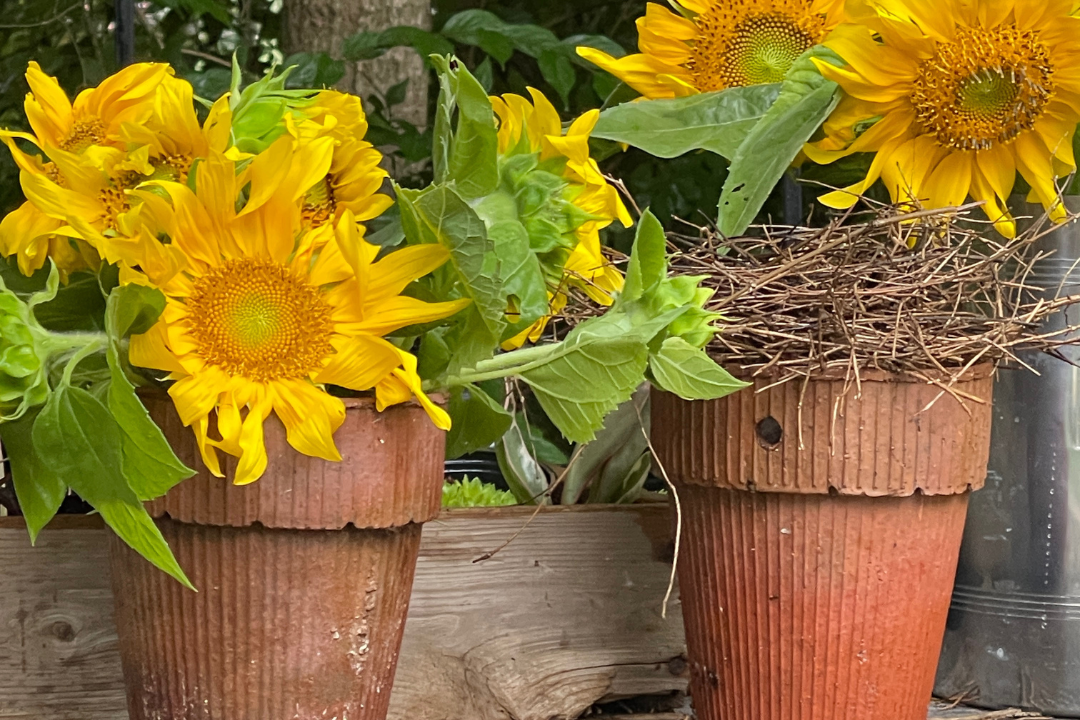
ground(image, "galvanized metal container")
xmin=935 ymin=202 xmax=1080 ymax=717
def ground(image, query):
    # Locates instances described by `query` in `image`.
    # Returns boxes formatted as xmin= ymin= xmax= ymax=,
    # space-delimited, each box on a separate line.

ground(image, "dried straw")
xmin=567 ymin=203 xmax=1080 ymax=390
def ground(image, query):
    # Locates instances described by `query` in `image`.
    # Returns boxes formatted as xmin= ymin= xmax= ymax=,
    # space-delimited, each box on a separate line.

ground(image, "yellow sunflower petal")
xmin=576 ymin=48 xmax=686 ymax=99
xmin=270 ymin=379 xmax=346 ymax=462
xmin=24 ymin=61 xmax=73 ymax=147
xmin=314 ymin=335 xmax=404 ymax=392
xmin=192 ymin=414 xmax=224 ymax=478
xmin=232 ymin=394 xmax=273 ymax=486
xmin=169 ymin=369 xmax=229 ymax=427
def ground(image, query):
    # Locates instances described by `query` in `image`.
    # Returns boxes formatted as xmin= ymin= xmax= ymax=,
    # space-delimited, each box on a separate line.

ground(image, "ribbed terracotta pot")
xmin=108 ymin=395 xmax=445 ymax=720
xmin=651 ymin=367 xmax=994 ymax=720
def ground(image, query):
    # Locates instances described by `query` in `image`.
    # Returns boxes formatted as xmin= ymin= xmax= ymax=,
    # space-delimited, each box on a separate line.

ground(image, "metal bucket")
xmin=935 ymin=201 xmax=1080 ymax=717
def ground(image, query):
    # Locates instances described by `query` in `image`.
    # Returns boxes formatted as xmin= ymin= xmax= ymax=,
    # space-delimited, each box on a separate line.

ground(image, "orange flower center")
xmin=688 ymin=5 xmax=823 ymax=91
xmin=60 ymin=117 xmax=106 ymax=153
xmin=302 ymin=177 xmax=338 ymax=227
xmin=151 ymin=154 xmax=194 ymax=183
xmin=99 ymin=187 xmax=130 ymax=231
xmin=186 ymin=258 xmax=334 ymax=382
xmin=912 ymin=25 xmax=1054 ymax=151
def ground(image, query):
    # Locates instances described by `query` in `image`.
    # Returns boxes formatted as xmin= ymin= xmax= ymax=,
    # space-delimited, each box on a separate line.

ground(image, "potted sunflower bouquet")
xmin=568 ymin=0 xmax=1080 ymax=719
xmin=0 ymin=49 xmax=746 ymax=718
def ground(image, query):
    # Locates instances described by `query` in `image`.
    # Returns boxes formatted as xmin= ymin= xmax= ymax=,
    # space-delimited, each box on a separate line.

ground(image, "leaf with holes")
xmin=716 ymin=46 xmax=842 ymax=236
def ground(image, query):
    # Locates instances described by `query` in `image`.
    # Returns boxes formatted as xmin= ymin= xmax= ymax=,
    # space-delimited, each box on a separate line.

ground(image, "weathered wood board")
xmin=0 ymin=506 xmax=686 ymax=720
xmin=0 ymin=508 xmax=1060 ymax=720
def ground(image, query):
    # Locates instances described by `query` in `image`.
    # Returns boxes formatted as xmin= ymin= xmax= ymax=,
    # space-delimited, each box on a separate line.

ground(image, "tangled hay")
xmin=660 ymin=203 xmax=1080 ymax=388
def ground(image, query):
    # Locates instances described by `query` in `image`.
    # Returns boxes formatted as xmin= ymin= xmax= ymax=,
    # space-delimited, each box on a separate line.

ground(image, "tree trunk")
xmin=283 ymin=0 xmax=431 ymax=130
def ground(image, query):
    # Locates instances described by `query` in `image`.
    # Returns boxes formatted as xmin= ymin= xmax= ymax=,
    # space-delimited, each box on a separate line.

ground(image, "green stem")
xmin=42 ymin=332 xmax=109 ymax=354
xmin=446 ymin=344 xmax=564 ymax=386
xmin=60 ymin=337 xmax=107 ymax=387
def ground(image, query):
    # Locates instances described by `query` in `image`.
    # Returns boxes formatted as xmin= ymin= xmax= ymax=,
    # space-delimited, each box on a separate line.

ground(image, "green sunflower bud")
xmin=0 ymin=291 xmax=51 ymax=420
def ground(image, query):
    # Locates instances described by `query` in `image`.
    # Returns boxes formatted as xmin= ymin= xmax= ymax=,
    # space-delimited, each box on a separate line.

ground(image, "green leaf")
xmin=476 ymin=28 xmax=515 ymax=66
xmin=107 ymin=284 xmax=166 ymax=339
xmin=28 ymin=262 xmax=59 ymax=309
xmin=538 ymin=49 xmax=577 ymax=107
xmin=563 ymin=386 xmax=649 ymax=505
xmin=31 ymin=271 xmax=107 ymax=332
xmin=495 ymin=414 xmax=550 ymax=504
xmin=521 ymin=422 xmax=569 ymax=465
xmin=1 ymin=408 xmax=65 ymax=543
xmin=340 ymin=27 xmax=454 ymax=63
xmin=471 ymin=190 xmax=549 ymax=332
xmin=103 ymin=286 xmax=193 ymax=502
xmin=441 ymin=10 xmax=561 ymax=59
xmin=621 ymin=210 xmax=667 ymax=303
xmin=591 ymin=85 xmax=781 ymax=159
xmin=649 ymin=337 xmax=750 ymax=400
xmin=442 ymin=477 xmax=517 ymax=508
xmin=396 ymin=183 xmax=506 ymax=365
xmin=717 ymin=47 xmax=842 ymax=236
xmin=175 ymin=0 xmax=230 ymax=23
xmin=430 ymin=56 xmax=500 ymax=199
xmin=445 ymin=384 xmax=513 ymax=459
xmin=282 ymin=52 xmax=346 ymax=89
xmin=519 ymin=336 xmax=648 ymax=444
xmin=32 ymin=386 xmax=193 ymax=588
xmin=385 ymin=79 xmax=409 ymax=107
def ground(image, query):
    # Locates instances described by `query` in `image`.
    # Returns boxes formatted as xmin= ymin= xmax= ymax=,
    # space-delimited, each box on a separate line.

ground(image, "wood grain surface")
xmin=0 ymin=509 xmax=1060 ymax=720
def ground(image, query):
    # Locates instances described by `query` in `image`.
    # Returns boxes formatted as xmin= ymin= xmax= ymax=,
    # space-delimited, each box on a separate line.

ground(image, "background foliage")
xmin=0 ymin=0 xmax=744 ymax=245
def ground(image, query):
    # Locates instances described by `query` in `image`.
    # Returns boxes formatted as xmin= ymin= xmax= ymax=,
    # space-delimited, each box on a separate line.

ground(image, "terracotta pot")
xmin=108 ymin=396 xmax=445 ymax=720
xmin=651 ymin=367 xmax=994 ymax=720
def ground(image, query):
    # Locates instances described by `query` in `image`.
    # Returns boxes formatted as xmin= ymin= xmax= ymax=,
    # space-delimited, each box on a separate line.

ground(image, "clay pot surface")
xmin=651 ymin=368 xmax=994 ymax=720
xmin=110 ymin=396 xmax=445 ymax=720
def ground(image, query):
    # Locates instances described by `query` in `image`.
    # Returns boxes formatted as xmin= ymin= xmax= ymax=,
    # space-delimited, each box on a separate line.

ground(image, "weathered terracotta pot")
xmin=108 ymin=396 xmax=444 ymax=720
xmin=651 ymin=367 xmax=994 ymax=720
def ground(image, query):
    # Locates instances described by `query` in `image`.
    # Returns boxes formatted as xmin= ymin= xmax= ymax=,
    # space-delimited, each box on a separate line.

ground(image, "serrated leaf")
xmin=649 ymin=336 xmax=750 ymax=400
xmin=429 ymin=56 xmax=499 ymax=198
xmin=472 ymin=191 xmax=549 ymax=332
xmin=2 ymin=408 xmax=65 ymax=543
xmin=717 ymin=46 xmax=842 ymax=236
xmin=445 ymin=384 xmax=513 ymax=459
xmin=32 ymin=386 xmax=192 ymax=588
xmin=396 ymin=184 xmax=506 ymax=367
xmin=520 ymin=336 xmax=648 ymax=444
xmin=592 ymin=85 xmax=781 ymax=159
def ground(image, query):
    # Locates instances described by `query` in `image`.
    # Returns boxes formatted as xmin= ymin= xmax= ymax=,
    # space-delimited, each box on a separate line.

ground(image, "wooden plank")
xmin=0 ymin=506 xmax=687 ymax=720
xmin=0 ymin=516 xmax=126 ymax=720
xmin=0 ymin=510 xmax=1063 ymax=720
xmin=388 ymin=505 xmax=686 ymax=720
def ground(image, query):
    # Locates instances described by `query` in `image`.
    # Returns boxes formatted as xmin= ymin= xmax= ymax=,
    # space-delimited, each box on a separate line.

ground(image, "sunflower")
xmin=128 ymin=154 xmax=469 ymax=484
xmin=0 ymin=62 xmax=170 ymax=276
xmin=242 ymin=90 xmax=393 ymax=231
xmin=119 ymin=75 xmax=232 ymax=184
xmin=16 ymin=145 xmax=151 ymax=264
xmin=490 ymin=89 xmax=632 ymax=348
xmin=577 ymin=0 xmax=845 ymax=98
xmin=805 ymin=0 xmax=1080 ymax=237
xmin=1 ymin=61 xmax=171 ymax=169
xmin=0 ymin=202 xmax=96 ymax=278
